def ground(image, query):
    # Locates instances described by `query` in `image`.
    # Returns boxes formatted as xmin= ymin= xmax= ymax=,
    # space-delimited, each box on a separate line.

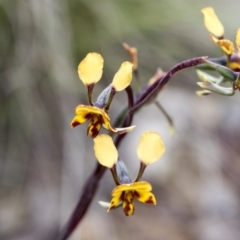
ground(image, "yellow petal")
xmin=112 ymin=61 xmax=133 ymax=91
xmin=71 ymin=115 xmax=91 ymax=128
xmin=71 ymin=105 xmax=93 ymax=127
xmin=93 ymin=134 xmax=118 ymax=168
xmin=201 ymin=7 xmax=224 ymax=38
xmin=78 ymin=52 xmax=104 ymax=85
xmin=137 ymin=131 xmax=165 ymax=165
xmin=210 ymin=35 xmax=234 ymax=55
xmin=75 ymin=105 xmax=106 ymax=117
xmin=134 ymin=190 xmax=156 ymax=205
xmin=236 ymin=28 xmax=240 ymax=52
xmin=107 ymin=192 xmax=122 ymax=212
xmin=112 ymin=181 xmax=152 ymax=195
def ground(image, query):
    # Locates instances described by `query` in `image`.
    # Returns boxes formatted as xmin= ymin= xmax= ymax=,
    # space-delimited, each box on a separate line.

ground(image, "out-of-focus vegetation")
xmin=1 ymin=0 xmax=240 ymax=239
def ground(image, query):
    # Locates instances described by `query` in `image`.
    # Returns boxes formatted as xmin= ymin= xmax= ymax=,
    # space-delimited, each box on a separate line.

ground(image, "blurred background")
xmin=1 ymin=0 xmax=240 ymax=239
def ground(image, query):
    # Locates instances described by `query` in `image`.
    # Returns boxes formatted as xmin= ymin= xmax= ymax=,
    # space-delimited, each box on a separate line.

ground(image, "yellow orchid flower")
xmin=108 ymin=181 xmax=156 ymax=216
xmin=202 ymin=7 xmax=240 ymax=70
xmin=94 ymin=131 xmax=165 ymax=215
xmin=71 ymin=53 xmax=135 ymax=138
xmin=71 ymin=105 xmax=135 ymax=138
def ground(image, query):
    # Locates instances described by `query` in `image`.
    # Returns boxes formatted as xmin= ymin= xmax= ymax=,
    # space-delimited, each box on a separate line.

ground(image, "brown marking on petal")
xmin=133 ymin=191 xmax=140 ymax=198
xmin=85 ymin=113 xmax=92 ymax=119
xmin=123 ymin=202 xmax=132 ymax=216
xmin=120 ymin=191 xmax=125 ymax=201
xmin=108 ymin=201 xmax=115 ymax=211
xmin=93 ymin=117 xmax=103 ymax=137
xmin=87 ymin=115 xmax=103 ymax=138
xmin=91 ymin=125 xmax=100 ymax=138
xmin=201 ymin=92 xmax=211 ymax=96
xmin=145 ymin=196 xmax=154 ymax=204
xmin=122 ymin=191 xmax=135 ymax=216
xmin=71 ymin=121 xmax=80 ymax=128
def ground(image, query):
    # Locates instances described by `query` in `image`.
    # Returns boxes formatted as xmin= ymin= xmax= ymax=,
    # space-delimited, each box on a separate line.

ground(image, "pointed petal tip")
xmin=145 ymin=196 xmax=156 ymax=205
xmin=71 ymin=120 xmax=80 ymax=128
xmin=196 ymin=90 xmax=211 ymax=96
xmin=98 ymin=201 xmax=111 ymax=208
xmin=115 ymin=125 xmax=136 ymax=134
xmin=197 ymin=82 xmax=208 ymax=88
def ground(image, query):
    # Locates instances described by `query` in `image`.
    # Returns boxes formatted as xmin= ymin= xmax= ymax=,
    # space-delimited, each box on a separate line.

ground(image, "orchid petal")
xmin=134 ymin=190 xmax=156 ymax=205
xmin=137 ymin=131 xmax=165 ymax=165
xmin=210 ymin=35 xmax=234 ymax=55
xmin=94 ymin=134 xmax=118 ymax=168
xmin=78 ymin=52 xmax=103 ymax=85
xmin=201 ymin=7 xmax=224 ymax=38
xmin=112 ymin=181 xmax=152 ymax=195
xmin=108 ymin=191 xmax=122 ymax=212
xmin=112 ymin=62 xmax=133 ymax=91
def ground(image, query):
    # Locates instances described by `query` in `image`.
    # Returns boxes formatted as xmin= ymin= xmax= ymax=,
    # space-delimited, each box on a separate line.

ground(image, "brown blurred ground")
xmin=0 ymin=0 xmax=240 ymax=240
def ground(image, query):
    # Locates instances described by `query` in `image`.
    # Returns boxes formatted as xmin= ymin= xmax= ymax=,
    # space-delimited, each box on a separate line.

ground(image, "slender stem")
xmin=87 ymin=84 xmax=94 ymax=105
xmin=58 ymin=162 xmax=106 ymax=240
xmin=134 ymin=162 xmax=147 ymax=182
xmin=132 ymin=57 xmax=207 ymax=111
xmin=134 ymin=69 xmax=142 ymax=92
xmin=114 ymin=85 xmax=134 ymax=147
xmin=125 ymin=85 xmax=134 ymax=126
xmin=154 ymin=101 xmax=175 ymax=136
xmin=110 ymin=164 xmax=120 ymax=185
xmin=197 ymin=56 xmax=227 ymax=70
xmin=104 ymin=87 xmax=116 ymax=111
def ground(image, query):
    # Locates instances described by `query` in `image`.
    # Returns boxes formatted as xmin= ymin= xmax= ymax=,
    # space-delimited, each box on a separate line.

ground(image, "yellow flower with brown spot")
xmin=201 ymin=7 xmax=240 ymax=71
xmin=71 ymin=52 xmax=135 ymax=138
xmin=108 ymin=181 xmax=156 ymax=216
xmin=94 ymin=131 xmax=165 ymax=216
